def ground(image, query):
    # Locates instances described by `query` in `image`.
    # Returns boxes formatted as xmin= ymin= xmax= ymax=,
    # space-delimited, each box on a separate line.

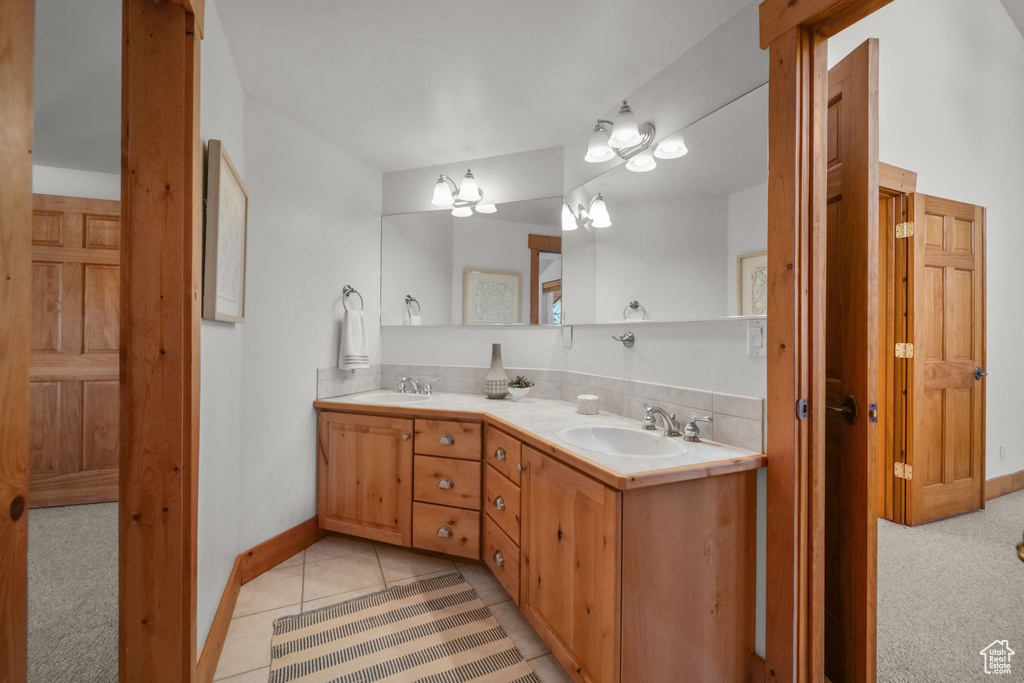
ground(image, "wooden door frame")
xmin=0 ymin=0 xmax=205 ymax=681
xmin=528 ymin=234 xmax=561 ymax=325
xmin=759 ymin=1 xmax=893 ymax=681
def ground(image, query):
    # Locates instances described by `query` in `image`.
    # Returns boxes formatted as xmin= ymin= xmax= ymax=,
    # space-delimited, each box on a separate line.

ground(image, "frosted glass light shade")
xmin=457 ymin=171 xmax=481 ymax=202
xmin=585 ymin=126 xmax=616 ymax=163
xmin=432 ymin=177 xmax=454 ymax=206
xmin=654 ymin=136 xmax=688 ymax=159
xmin=608 ymin=102 xmax=641 ymax=149
xmin=451 ymin=205 xmax=473 ymax=218
xmin=561 ymin=203 xmax=578 ymax=231
xmin=475 ymin=203 xmax=497 ymax=214
xmin=589 ymin=194 xmax=611 ymax=228
xmin=625 ymin=149 xmax=657 ymax=173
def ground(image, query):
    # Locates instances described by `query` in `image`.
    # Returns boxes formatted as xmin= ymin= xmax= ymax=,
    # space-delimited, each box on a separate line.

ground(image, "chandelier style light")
xmin=585 ymin=100 xmax=688 ymax=173
xmin=430 ymin=169 xmax=497 ymax=216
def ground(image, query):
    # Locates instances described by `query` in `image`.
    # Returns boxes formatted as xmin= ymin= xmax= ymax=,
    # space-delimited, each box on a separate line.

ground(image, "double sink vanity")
xmin=313 ymin=390 xmax=764 ymax=682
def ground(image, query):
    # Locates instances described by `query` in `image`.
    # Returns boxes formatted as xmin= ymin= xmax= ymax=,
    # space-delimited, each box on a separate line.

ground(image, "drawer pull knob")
xmin=516 ymin=464 xmax=525 ymax=473
xmin=494 ymin=496 xmax=505 ymax=510
xmin=439 ymin=434 xmax=455 ymax=446
xmin=494 ymin=447 xmax=506 ymax=461
xmin=437 ymin=526 xmax=453 ymax=538
xmin=493 ymin=550 xmax=505 ymax=567
xmin=437 ymin=477 xmax=454 ymax=490
xmin=402 ymin=434 xmax=410 ymax=441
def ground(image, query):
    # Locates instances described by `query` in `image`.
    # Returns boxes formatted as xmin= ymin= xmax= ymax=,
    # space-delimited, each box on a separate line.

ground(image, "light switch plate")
xmin=562 ymin=325 xmax=573 ymax=349
xmin=747 ymin=319 xmax=766 ymax=357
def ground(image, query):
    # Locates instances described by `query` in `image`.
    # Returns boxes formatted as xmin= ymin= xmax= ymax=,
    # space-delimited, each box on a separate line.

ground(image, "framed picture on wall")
xmin=203 ymin=139 xmax=249 ymax=323
xmin=737 ymin=250 xmax=768 ymax=316
xmin=463 ymin=268 xmax=522 ymax=324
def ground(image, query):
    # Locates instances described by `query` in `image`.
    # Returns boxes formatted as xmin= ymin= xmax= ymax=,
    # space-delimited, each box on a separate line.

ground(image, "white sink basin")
xmin=350 ymin=392 xmax=432 ymax=405
xmin=557 ymin=426 xmax=687 ymax=458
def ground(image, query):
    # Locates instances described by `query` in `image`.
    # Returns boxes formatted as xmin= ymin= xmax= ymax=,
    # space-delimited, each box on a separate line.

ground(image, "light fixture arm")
xmin=614 ymin=122 xmax=656 ymax=160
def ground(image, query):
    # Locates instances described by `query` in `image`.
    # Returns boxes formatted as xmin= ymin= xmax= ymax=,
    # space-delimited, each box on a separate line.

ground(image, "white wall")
xmin=829 ymin=0 xmax=1024 ymax=480
xmin=594 ymin=197 xmax=729 ymax=322
xmin=196 ymin=0 xmax=246 ymax=650
xmin=31 ymin=165 xmax=120 ymax=200
xmin=726 ymin=182 xmax=768 ymax=313
xmin=238 ymin=98 xmax=382 ymax=552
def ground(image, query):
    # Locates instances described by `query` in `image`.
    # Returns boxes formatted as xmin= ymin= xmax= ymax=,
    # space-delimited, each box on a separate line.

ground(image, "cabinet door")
xmin=318 ymin=412 xmax=413 ymax=546
xmin=520 ymin=446 xmax=620 ymax=683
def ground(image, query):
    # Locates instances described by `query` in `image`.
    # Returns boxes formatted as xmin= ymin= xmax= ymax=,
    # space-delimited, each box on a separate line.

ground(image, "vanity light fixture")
xmin=654 ymin=134 xmax=688 ymax=159
xmin=625 ymin=148 xmax=657 ymax=173
xmin=584 ymin=100 xmax=657 ymax=172
xmin=563 ymin=194 xmax=612 ymax=231
xmin=430 ymin=169 xmax=497 ymax=217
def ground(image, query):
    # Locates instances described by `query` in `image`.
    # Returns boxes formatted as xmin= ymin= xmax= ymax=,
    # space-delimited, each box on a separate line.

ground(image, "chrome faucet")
xmin=682 ymin=415 xmax=713 ymax=442
xmin=396 ymin=376 xmax=419 ymax=394
xmin=421 ymin=379 xmax=439 ymax=395
xmin=641 ymin=404 xmax=682 ymax=437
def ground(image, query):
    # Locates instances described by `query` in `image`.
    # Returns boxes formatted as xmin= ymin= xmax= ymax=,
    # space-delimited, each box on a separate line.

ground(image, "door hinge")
xmin=895 ymin=342 xmax=915 ymax=359
xmin=896 ymin=221 xmax=915 ymax=238
xmin=894 ymin=463 xmax=913 ymax=480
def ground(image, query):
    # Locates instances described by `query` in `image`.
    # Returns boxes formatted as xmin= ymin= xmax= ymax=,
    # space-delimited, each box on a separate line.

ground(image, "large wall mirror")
xmin=381 ymin=197 xmax=563 ymax=326
xmin=563 ymin=83 xmax=768 ymax=324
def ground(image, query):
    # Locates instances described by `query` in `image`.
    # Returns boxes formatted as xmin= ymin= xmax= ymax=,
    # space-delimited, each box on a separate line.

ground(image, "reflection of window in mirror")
xmin=529 ymin=235 xmax=561 ymax=324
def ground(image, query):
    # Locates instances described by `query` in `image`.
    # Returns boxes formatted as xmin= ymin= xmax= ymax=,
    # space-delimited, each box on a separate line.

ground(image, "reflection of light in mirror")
xmin=561 ymin=203 xmax=578 ymax=231
xmin=431 ymin=176 xmax=454 ymax=206
xmin=475 ymin=204 xmax=497 ymax=214
xmin=589 ymin=194 xmax=612 ymax=228
xmin=609 ymin=101 xmax=641 ymax=148
xmin=585 ymin=124 xmax=616 ymax=163
xmin=451 ymin=206 xmax=473 ymax=218
xmin=654 ymin=136 xmax=688 ymax=159
xmin=625 ymin=149 xmax=658 ymax=173
xmin=456 ymin=170 xmax=480 ymax=201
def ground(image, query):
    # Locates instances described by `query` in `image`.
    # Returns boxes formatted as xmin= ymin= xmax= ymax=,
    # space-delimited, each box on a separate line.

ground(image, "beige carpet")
xmin=28 ymin=502 xmax=118 ymax=683
xmin=270 ymin=573 xmax=539 ymax=682
xmin=878 ymin=490 xmax=1024 ymax=681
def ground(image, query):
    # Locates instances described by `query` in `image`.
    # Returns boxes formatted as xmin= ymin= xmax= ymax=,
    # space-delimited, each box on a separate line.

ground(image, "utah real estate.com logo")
xmin=980 ymin=640 xmax=1015 ymax=675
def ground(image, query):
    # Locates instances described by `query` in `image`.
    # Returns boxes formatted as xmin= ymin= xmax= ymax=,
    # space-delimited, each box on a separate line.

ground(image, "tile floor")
xmin=213 ymin=533 xmax=573 ymax=682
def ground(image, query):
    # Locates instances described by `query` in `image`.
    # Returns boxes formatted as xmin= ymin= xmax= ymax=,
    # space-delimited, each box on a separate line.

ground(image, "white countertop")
xmin=316 ymin=391 xmax=763 ymax=484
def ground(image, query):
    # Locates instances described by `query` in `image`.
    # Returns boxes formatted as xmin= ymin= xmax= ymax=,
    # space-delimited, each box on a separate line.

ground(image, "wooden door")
xmin=906 ymin=194 xmax=986 ymax=525
xmin=317 ymin=411 xmax=413 ymax=546
xmin=519 ymin=445 xmax=620 ymax=683
xmin=824 ymin=39 xmax=878 ymax=683
xmin=29 ymin=194 xmax=121 ymax=507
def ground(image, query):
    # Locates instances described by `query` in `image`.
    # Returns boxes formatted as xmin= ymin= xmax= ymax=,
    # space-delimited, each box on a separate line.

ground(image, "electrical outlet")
xmin=999 ymin=445 xmax=1007 ymax=462
xmin=562 ymin=325 xmax=573 ymax=349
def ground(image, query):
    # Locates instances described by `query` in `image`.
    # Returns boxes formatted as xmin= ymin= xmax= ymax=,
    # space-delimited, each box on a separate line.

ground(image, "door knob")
xmin=976 ymin=367 xmax=988 ymax=381
xmin=494 ymin=496 xmax=505 ymax=510
xmin=436 ymin=526 xmax=453 ymax=538
xmin=493 ymin=550 xmax=505 ymax=567
xmin=439 ymin=434 xmax=455 ymax=446
xmin=826 ymin=394 xmax=859 ymax=425
xmin=437 ymin=477 xmax=454 ymax=490
xmin=494 ymin=447 xmax=506 ymax=460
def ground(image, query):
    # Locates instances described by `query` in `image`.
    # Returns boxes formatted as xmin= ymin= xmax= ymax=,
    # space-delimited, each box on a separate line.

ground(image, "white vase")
xmin=483 ymin=343 xmax=508 ymax=399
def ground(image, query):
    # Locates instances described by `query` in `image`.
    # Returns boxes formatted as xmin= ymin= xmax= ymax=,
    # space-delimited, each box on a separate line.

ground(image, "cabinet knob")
xmin=436 ymin=526 xmax=453 ymax=538
xmin=494 ymin=495 xmax=505 ymax=510
xmin=437 ymin=477 xmax=454 ymax=490
xmin=516 ymin=464 xmax=525 ymax=473
xmin=493 ymin=550 xmax=504 ymax=567
xmin=494 ymin=447 xmax=506 ymax=461
xmin=402 ymin=434 xmax=410 ymax=441
xmin=439 ymin=434 xmax=455 ymax=446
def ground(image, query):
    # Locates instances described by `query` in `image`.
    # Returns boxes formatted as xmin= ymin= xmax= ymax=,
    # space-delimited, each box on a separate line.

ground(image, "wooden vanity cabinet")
xmin=520 ymin=445 xmax=621 ymax=683
xmin=317 ymin=411 xmax=413 ymax=546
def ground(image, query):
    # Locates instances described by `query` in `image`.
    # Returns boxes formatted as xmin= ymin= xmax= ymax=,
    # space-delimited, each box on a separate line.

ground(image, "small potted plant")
xmin=507 ymin=375 xmax=535 ymax=402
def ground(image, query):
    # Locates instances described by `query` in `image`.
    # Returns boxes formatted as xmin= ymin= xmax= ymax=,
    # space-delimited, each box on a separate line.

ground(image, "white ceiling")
xmin=583 ymin=83 xmax=767 ymax=205
xmin=33 ymin=0 xmax=121 ymax=174
xmin=214 ymin=0 xmax=752 ymax=172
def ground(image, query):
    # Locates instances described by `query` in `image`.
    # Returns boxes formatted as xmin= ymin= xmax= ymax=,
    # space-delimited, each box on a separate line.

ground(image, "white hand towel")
xmin=340 ymin=310 xmax=370 ymax=369
xmin=409 ymin=315 xmax=422 ymax=326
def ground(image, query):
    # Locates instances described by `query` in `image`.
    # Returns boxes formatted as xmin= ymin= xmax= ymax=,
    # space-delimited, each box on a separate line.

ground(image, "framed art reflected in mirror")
xmin=737 ymin=250 xmax=767 ymax=316
xmin=463 ymin=268 xmax=522 ymax=324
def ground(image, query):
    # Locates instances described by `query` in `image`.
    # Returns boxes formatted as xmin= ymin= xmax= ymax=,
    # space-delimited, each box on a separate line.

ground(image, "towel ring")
xmin=623 ymin=300 xmax=647 ymax=320
xmin=342 ymin=285 xmax=364 ymax=312
xmin=405 ymin=295 xmax=421 ymax=316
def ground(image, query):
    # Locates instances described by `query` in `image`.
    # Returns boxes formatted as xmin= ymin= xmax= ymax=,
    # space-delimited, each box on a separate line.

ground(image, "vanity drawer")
xmin=483 ymin=515 xmax=520 ymax=605
xmin=413 ymin=455 xmax=481 ymax=510
xmin=414 ymin=419 xmax=482 ymax=461
xmin=485 ymin=426 xmax=523 ymax=485
xmin=412 ymin=502 xmax=481 ymax=560
xmin=484 ymin=463 xmax=521 ymax=542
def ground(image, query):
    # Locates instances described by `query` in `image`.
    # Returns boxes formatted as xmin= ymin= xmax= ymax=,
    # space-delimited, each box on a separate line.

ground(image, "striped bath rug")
xmin=269 ymin=572 xmax=540 ymax=682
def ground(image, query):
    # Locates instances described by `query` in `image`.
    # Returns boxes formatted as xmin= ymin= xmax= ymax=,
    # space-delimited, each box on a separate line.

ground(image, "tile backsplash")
xmin=316 ymin=364 xmax=764 ymax=452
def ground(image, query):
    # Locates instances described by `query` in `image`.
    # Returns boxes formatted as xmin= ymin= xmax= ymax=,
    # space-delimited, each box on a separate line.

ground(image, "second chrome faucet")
xmin=642 ymin=404 xmax=712 ymax=442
